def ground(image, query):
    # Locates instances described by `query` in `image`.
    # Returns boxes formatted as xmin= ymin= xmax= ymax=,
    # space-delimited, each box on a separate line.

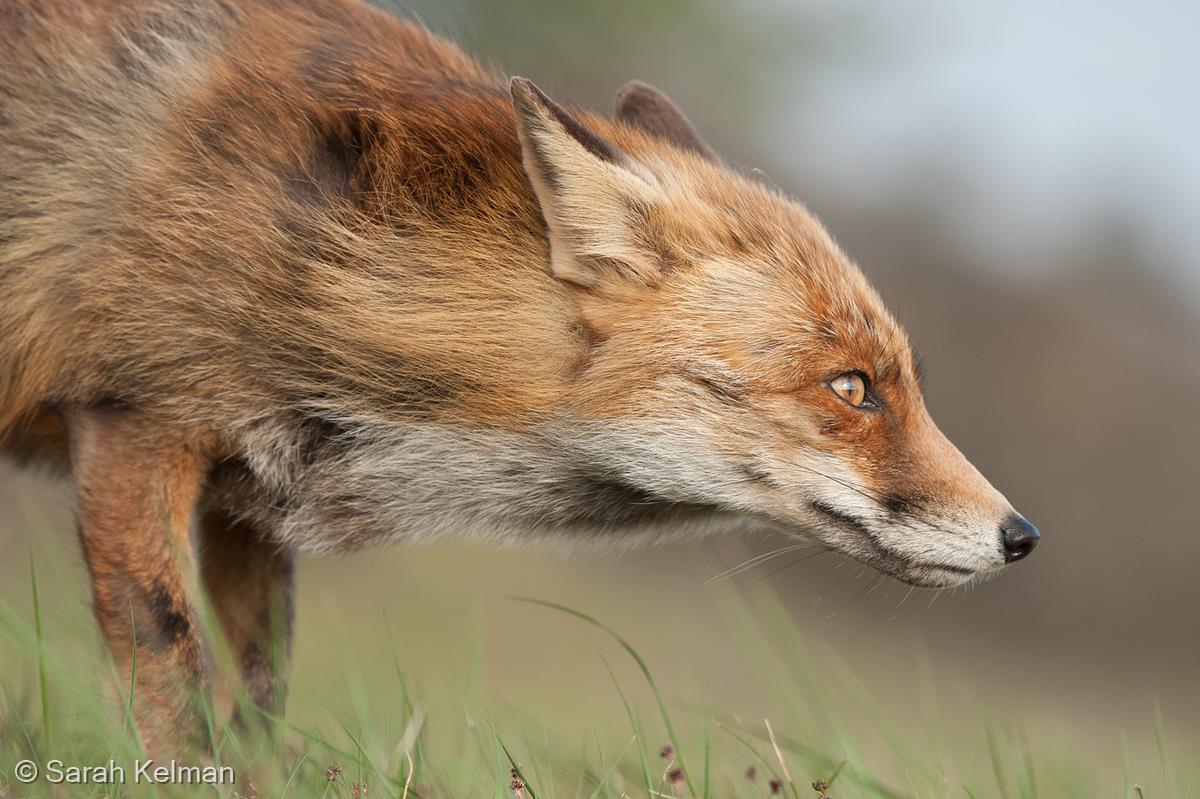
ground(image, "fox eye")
xmin=830 ymin=372 xmax=868 ymax=408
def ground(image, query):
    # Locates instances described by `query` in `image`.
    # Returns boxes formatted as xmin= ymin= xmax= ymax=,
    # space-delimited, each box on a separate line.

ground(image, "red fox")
xmin=1 ymin=0 xmax=1038 ymax=756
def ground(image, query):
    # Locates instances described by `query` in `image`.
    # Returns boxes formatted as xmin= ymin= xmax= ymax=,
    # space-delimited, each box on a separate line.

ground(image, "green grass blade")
xmin=493 ymin=723 xmax=538 ymax=799
xmin=986 ymin=722 xmax=1012 ymax=799
xmin=720 ymin=720 xmax=909 ymax=799
xmin=511 ymin=596 xmax=696 ymax=797
xmin=247 ymin=704 xmax=411 ymax=795
xmin=702 ymin=723 xmax=712 ymax=799
xmin=1018 ymin=727 xmax=1038 ymax=799
xmin=589 ymin=733 xmax=639 ymax=799
xmin=340 ymin=721 xmax=401 ymax=799
xmin=602 ymin=657 xmax=654 ymax=798
xmin=1156 ymin=701 xmax=1180 ymax=799
xmin=1122 ymin=731 xmax=1133 ymax=799
xmin=126 ymin=601 xmax=139 ymax=750
xmin=28 ymin=546 xmax=50 ymax=750
xmin=711 ymin=719 xmax=783 ymax=785
xmin=280 ymin=744 xmax=314 ymax=798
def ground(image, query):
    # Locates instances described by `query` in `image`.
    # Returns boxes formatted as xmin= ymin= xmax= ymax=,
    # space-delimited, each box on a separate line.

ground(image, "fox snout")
xmin=814 ymin=407 xmax=1042 ymax=587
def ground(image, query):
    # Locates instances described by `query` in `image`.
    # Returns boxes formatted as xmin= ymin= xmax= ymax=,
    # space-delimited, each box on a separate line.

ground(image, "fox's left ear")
xmin=615 ymin=81 xmax=719 ymax=163
xmin=510 ymin=77 xmax=668 ymax=292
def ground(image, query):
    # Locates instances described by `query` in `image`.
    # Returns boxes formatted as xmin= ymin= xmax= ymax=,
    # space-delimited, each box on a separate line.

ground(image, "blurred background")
xmin=2 ymin=0 xmax=1197 ymax=789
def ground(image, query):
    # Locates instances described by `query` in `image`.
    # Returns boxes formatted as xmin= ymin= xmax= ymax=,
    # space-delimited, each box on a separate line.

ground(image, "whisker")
xmin=891 ymin=585 xmax=916 ymax=619
xmin=755 ymin=548 xmax=830 ymax=583
xmin=792 ymin=462 xmax=887 ymax=505
xmin=773 ymin=456 xmax=909 ymax=510
xmin=839 ymin=573 xmax=886 ymax=619
xmin=702 ymin=543 xmax=815 ymax=587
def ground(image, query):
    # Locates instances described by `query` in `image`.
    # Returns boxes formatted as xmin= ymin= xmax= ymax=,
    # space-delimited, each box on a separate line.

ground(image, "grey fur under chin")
xmin=221 ymin=414 xmax=759 ymax=555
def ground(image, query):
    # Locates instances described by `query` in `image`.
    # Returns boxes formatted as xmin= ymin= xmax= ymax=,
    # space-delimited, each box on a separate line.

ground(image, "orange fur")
xmin=69 ymin=406 xmax=214 ymax=757
xmin=1 ymin=0 xmax=1035 ymax=753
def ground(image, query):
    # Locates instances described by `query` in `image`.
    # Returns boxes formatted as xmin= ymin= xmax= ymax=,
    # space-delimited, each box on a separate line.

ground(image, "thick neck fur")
xmin=2 ymin=0 xmax=734 ymax=549
xmin=161 ymin=2 xmax=594 ymax=429
xmin=2 ymin=0 xmax=591 ymax=429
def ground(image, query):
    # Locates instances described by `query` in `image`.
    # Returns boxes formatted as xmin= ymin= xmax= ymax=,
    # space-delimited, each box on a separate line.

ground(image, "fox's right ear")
xmin=510 ymin=77 xmax=669 ymax=291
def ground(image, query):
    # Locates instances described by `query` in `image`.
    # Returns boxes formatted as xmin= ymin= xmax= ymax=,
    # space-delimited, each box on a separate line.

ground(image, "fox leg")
xmin=69 ymin=407 xmax=213 ymax=757
xmin=197 ymin=507 xmax=295 ymax=736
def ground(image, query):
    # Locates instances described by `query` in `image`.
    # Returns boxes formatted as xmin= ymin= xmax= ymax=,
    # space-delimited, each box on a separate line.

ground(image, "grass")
xmin=0 ymin=542 xmax=1195 ymax=799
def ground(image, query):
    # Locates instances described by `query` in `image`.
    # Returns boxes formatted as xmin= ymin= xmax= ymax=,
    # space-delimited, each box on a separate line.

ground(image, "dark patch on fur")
xmin=89 ymin=396 xmax=134 ymax=412
xmin=684 ymin=371 xmax=744 ymax=404
xmin=809 ymin=500 xmax=874 ymax=543
xmin=727 ymin=229 xmax=747 ymax=253
xmin=238 ymin=638 xmax=279 ymax=710
xmin=818 ymin=418 xmax=842 ymax=437
xmin=738 ymin=462 xmax=780 ymax=489
xmin=307 ymin=109 xmax=379 ymax=204
xmin=189 ymin=96 xmax=253 ymax=170
xmin=387 ymin=120 xmax=503 ymax=215
xmin=204 ymin=457 xmax=280 ymax=523
xmin=641 ymin=238 xmax=677 ymax=275
xmin=311 ymin=128 xmax=357 ymax=198
xmin=550 ymin=467 xmax=712 ymax=530
xmin=753 ymin=338 xmax=788 ymax=354
xmin=147 ymin=581 xmax=191 ymax=645
xmin=295 ymin=414 xmax=352 ymax=466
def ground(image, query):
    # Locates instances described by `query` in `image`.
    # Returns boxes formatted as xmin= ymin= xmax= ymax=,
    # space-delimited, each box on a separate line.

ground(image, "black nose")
xmin=1000 ymin=514 xmax=1040 ymax=563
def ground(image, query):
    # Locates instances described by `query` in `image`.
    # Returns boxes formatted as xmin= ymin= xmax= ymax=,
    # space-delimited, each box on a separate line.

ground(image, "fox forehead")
xmin=593 ymin=145 xmax=916 ymax=392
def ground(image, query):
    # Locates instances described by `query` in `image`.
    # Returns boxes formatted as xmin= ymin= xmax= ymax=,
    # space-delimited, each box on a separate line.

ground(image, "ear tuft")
xmin=615 ymin=80 xmax=719 ymax=163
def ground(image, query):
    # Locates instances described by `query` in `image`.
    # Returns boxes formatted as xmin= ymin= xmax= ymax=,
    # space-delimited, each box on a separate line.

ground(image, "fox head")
xmin=506 ymin=78 xmax=1039 ymax=587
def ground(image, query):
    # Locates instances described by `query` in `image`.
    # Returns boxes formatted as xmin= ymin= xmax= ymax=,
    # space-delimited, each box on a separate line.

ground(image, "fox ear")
xmin=615 ymin=81 xmax=719 ymax=163
xmin=510 ymin=77 xmax=666 ymax=290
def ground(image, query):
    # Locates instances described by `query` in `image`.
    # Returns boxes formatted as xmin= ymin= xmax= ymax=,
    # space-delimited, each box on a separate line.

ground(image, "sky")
xmin=768 ymin=0 xmax=1200 ymax=296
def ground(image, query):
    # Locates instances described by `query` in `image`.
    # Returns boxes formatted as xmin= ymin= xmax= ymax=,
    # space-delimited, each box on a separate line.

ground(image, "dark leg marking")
xmin=198 ymin=507 xmax=296 ymax=735
xmin=147 ymin=580 xmax=192 ymax=645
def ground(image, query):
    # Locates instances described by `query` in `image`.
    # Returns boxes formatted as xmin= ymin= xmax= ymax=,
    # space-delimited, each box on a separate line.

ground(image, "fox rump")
xmin=1 ymin=0 xmax=1038 ymax=755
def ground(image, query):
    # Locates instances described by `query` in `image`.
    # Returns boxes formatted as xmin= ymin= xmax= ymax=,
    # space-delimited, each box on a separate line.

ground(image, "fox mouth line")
xmin=806 ymin=501 xmax=976 ymax=584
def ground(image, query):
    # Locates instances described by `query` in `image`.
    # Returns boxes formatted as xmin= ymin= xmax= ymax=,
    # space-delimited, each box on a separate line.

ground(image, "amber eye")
xmin=830 ymin=372 xmax=868 ymax=408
